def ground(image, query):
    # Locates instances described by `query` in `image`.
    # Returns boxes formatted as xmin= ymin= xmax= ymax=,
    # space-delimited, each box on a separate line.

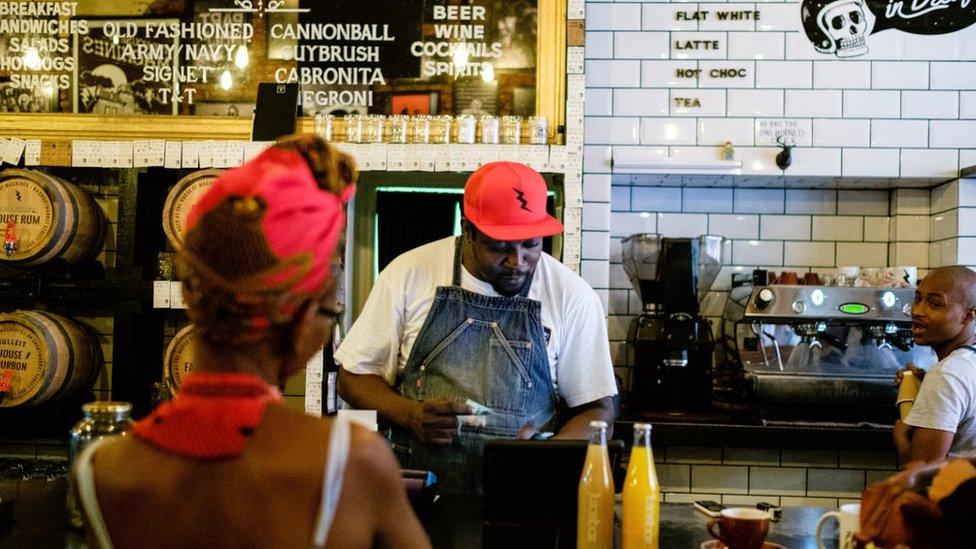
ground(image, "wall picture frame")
xmin=74 ymin=19 xmax=181 ymax=115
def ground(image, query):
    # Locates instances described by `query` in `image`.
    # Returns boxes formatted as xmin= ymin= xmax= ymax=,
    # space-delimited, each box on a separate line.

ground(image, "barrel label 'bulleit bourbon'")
xmin=0 ymin=318 xmax=49 ymax=407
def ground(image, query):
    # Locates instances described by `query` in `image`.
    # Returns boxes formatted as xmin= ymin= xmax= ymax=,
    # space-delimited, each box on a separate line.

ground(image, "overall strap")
xmin=74 ymin=437 xmax=114 ymax=549
xmin=312 ymin=414 xmax=351 ymax=548
xmin=452 ymin=236 xmax=463 ymax=287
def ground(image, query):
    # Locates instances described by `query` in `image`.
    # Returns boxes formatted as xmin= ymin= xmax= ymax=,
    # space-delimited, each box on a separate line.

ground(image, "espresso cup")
xmin=816 ymin=503 xmax=860 ymax=549
xmin=777 ymin=271 xmax=798 ymax=285
xmin=895 ymin=266 xmax=918 ymax=287
xmin=707 ymin=508 xmax=771 ymax=549
xmin=802 ymin=272 xmax=822 ymax=285
xmin=863 ymin=268 xmax=882 ymax=287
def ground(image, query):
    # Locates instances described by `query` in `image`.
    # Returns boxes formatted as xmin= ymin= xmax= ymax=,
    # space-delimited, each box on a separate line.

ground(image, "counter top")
xmin=1 ymin=473 xmax=840 ymax=549
xmin=615 ymin=417 xmax=894 ymax=451
xmin=423 ymin=495 xmax=832 ymax=549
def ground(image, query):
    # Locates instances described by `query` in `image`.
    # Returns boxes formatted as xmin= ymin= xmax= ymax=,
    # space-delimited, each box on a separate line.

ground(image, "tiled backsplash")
xmin=584 ymin=0 xmax=976 ymax=180
xmin=651 ymin=445 xmax=896 ymax=507
xmin=578 ymin=0 xmax=976 ymax=348
xmin=600 ymin=181 xmax=976 ymax=378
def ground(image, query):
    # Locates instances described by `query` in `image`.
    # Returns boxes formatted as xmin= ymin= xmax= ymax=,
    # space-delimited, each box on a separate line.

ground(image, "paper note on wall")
xmin=23 ymin=140 xmax=41 ymax=166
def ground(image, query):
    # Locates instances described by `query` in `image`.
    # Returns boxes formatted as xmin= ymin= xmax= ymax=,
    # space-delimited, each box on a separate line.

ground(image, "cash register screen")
xmin=482 ymin=439 xmax=625 ymax=525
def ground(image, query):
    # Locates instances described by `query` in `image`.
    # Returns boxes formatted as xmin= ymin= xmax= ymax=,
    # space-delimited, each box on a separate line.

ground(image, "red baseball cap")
xmin=463 ymin=162 xmax=563 ymax=241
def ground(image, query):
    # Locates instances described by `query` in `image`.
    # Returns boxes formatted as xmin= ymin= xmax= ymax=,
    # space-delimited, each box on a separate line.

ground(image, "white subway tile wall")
xmin=606 ymin=185 xmax=945 ymax=372
xmin=578 ymin=2 xmax=976 ymax=502
xmin=583 ymin=2 xmax=975 ymax=182
xmin=870 ymin=120 xmax=929 ymax=149
xmin=813 ymin=119 xmax=870 ymax=148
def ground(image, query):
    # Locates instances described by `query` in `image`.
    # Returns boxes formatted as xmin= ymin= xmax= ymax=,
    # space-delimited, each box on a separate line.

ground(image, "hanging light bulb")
xmin=234 ymin=45 xmax=249 ymax=69
xmin=220 ymin=69 xmax=233 ymax=91
xmin=23 ymin=47 xmax=42 ymax=70
xmin=452 ymin=43 xmax=469 ymax=70
xmin=481 ymin=62 xmax=495 ymax=83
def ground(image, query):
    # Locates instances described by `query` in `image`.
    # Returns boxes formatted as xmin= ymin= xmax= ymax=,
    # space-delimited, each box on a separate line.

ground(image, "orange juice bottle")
xmin=622 ymin=423 xmax=660 ymax=548
xmin=578 ymin=420 xmax=614 ymax=549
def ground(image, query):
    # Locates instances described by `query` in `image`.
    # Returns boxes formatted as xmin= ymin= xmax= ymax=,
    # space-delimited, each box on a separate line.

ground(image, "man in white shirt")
xmin=336 ymin=162 xmax=617 ymax=494
xmin=896 ymin=266 xmax=976 ymax=465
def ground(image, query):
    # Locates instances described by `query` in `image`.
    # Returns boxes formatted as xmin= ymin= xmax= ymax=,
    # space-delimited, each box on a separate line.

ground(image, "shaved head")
xmin=920 ymin=266 xmax=976 ymax=309
xmin=913 ymin=265 xmax=976 ymax=359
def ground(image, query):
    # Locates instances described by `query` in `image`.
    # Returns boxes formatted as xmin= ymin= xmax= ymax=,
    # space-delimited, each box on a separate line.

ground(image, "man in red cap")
xmin=337 ymin=161 xmax=617 ymax=495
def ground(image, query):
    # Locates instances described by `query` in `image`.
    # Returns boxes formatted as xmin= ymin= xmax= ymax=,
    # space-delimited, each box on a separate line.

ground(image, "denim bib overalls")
xmin=394 ymin=237 xmax=558 ymax=495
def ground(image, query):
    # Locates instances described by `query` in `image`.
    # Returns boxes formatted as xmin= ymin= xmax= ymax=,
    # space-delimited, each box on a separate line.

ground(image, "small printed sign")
xmin=755 ymin=119 xmax=812 ymax=147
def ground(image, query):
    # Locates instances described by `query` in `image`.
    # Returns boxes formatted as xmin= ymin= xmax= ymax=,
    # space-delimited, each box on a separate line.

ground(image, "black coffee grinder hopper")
xmin=622 ymin=234 xmax=725 ymax=415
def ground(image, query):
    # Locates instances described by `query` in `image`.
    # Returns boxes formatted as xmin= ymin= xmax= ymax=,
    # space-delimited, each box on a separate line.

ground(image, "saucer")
xmin=700 ymin=541 xmax=786 ymax=549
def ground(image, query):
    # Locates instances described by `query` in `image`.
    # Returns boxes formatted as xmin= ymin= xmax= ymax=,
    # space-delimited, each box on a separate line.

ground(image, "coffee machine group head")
xmin=622 ymin=234 xmax=725 ymax=414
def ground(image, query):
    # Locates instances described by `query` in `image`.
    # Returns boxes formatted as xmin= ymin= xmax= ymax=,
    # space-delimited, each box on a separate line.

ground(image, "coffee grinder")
xmin=623 ymin=234 xmax=725 ymax=414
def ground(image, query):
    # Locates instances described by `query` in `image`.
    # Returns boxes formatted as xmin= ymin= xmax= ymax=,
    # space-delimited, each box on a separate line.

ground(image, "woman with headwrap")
xmin=71 ymin=136 xmax=430 ymax=549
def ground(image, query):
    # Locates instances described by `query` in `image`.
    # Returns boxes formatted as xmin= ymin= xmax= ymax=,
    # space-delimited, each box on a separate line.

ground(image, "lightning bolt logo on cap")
xmin=513 ymin=188 xmax=531 ymax=212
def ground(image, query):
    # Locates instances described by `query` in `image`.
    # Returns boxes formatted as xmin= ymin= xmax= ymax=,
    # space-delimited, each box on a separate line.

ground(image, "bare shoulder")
xmin=259 ymin=406 xmax=399 ymax=480
xmin=90 ymin=435 xmax=154 ymax=468
xmin=344 ymin=423 xmax=401 ymax=485
xmin=86 ymin=435 xmax=168 ymax=493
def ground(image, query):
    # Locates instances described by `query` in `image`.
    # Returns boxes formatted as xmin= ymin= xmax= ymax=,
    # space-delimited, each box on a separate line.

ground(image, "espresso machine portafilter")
xmin=623 ymin=234 xmax=725 ymax=415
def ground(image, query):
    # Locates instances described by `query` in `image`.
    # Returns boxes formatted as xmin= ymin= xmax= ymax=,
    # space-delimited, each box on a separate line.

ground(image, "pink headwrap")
xmin=185 ymin=147 xmax=352 ymax=296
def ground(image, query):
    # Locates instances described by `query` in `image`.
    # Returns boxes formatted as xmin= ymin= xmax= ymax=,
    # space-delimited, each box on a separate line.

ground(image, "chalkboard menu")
xmin=0 ymin=0 xmax=542 ymax=118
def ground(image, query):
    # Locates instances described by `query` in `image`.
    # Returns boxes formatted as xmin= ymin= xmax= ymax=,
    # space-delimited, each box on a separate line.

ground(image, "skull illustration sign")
xmin=802 ymin=0 xmax=976 ymax=59
xmin=802 ymin=0 xmax=870 ymax=57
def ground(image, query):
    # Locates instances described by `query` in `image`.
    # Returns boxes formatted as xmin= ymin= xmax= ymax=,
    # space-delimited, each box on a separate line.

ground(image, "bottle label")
xmin=584 ymin=493 xmax=603 ymax=542
xmin=644 ymin=495 xmax=656 ymax=543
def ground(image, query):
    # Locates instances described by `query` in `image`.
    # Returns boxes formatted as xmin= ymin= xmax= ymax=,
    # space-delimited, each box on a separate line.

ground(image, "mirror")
xmin=0 ymin=0 xmax=558 ymax=123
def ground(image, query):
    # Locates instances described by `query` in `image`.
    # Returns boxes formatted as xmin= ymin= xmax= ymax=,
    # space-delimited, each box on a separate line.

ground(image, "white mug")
xmin=816 ymin=503 xmax=860 ymax=549
xmin=895 ymin=266 xmax=918 ymax=287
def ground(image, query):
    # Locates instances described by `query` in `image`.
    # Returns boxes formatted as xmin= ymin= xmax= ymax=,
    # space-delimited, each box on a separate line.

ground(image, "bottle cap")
xmin=588 ymin=420 xmax=608 ymax=429
xmin=633 ymin=423 xmax=653 ymax=431
xmin=82 ymin=401 xmax=132 ymax=415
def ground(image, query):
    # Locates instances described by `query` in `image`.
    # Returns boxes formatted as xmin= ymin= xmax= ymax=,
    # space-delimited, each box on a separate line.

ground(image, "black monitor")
xmin=482 ymin=439 xmax=626 ymax=527
xmin=251 ymin=83 xmax=298 ymax=141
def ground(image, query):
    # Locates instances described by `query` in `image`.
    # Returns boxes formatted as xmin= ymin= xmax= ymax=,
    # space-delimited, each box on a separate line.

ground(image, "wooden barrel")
xmin=0 ymin=169 xmax=107 ymax=266
xmin=163 ymin=325 xmax=195 ymax=395
xmin=0 ymin=311 xmax=102 ymax=408
xmin=162 ymin=169 xmax=223 ymax=249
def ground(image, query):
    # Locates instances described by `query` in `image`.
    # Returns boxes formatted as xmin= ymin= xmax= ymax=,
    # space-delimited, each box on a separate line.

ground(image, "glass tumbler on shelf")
xmin=314 ymin=113 xmax=334 ymax=141
xmin=389 ymin=115 xmax=409 ymax=143
xmin=501 ymin=116 xmax=523 ymax=145
xmin=528 ymin=116 xmax=549 ymax=144
xmin=365 ymin=115 xmax=386 ymax=143
xmin=456 ymin=115 xmax=476 ymax=144
xmin=480 ymin=116 xmax=499 ymax=144
xmin=67 ymin=401 xmax=134 ymax=529
xmin=343 ymin=114 xmax=363 ymax=143
xmin=431 ymin=115 xmax=453 ymax=144
xmin=411 ymin=115 xmax=432 ymax=144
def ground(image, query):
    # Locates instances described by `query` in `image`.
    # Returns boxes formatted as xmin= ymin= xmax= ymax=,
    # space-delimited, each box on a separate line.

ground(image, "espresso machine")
xmin=623 ymin=234 xmax=725 ymax=415
xmin=737 ymin=285 xmax=937 ymax=423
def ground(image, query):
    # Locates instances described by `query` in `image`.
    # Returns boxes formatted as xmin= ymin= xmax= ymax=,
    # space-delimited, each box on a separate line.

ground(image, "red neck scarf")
xmin=133 ymin=372 xmax=282 ymax=459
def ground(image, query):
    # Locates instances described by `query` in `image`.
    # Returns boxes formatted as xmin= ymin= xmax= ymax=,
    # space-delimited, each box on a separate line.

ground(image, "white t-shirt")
xmin=335 ymin=237 xmax=617 ymax=408
xmin=905 ymin=347 xmax=976 ymax=457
